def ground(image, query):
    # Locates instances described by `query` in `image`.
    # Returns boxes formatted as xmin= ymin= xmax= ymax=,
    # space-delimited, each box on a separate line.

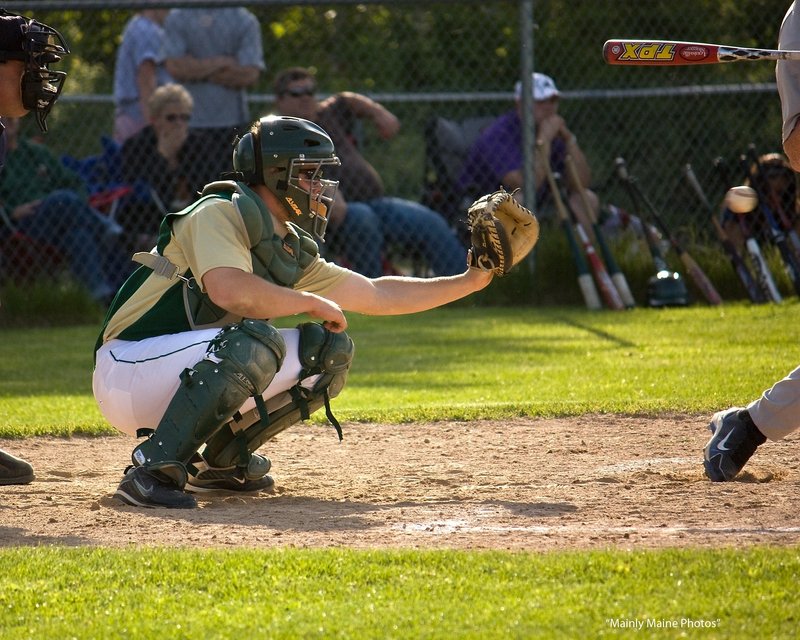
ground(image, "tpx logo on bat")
xmin=612 ymin=42 xmax=677 ymax=62
xmin=607 ymin=41 xmax=711 ymax=63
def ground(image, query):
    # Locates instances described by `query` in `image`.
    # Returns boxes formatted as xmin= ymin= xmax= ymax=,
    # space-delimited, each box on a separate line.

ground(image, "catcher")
xmin=93 ymin=114 xmax=538 ymax=508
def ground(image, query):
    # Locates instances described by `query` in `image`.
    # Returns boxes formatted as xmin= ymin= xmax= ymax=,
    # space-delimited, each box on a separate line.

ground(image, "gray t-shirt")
xmin=113 ymin=14 xmax=172 ymax=118
xmin=163 ymin=8 xmax=265 ymax=128
xmin=777 ymin=1 xmax=800 ymax=142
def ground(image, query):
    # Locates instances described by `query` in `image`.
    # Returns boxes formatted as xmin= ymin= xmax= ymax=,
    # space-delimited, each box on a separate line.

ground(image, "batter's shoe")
xmin=114 ymin=466 xmax=197 ymax=509
xmin=704 ymin=407 xmax=766 ymax=482
xmin=0 ymin=448 xmax=35 ymax=485
xmin=186 ymin=453 xmax=274 ymax=493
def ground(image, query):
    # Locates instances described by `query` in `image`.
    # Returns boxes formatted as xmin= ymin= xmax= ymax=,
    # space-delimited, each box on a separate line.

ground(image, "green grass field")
xmin=1 ymin=547 xmax=797 ymax=638
xmin=1 ymin=303 xmax=799 ymax=638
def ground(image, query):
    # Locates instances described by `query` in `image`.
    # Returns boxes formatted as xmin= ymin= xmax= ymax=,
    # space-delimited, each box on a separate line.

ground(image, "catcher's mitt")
xmin=466 ymin=188 xmax=539 ymax=275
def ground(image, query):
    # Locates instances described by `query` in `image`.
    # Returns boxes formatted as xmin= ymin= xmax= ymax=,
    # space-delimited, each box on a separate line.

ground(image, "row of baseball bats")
xmin=543 ymin=144 xmax=799 ymax=310
xmin=691 ymin=145 xmax=800 ymax=305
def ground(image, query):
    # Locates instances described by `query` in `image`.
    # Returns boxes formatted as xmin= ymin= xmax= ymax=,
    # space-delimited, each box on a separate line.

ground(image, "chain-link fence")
xmin=0 ymin=0 xmax=790 ymax=304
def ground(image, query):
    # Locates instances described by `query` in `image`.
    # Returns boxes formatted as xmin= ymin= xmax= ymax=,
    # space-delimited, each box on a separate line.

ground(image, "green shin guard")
xmin=200 ymin=389 xmax=329 ymax=468
xmin=132 ymin=320 xmax=286 ymax=486
xmin=201 ymin=322 xmax=355 ymax=468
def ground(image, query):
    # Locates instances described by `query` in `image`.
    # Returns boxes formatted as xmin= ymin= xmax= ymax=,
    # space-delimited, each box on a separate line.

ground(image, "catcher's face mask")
xmin=0 ymin=12 xmax=70 ymax=132
xmin=281 ymin=158 xmax=340 ymax=240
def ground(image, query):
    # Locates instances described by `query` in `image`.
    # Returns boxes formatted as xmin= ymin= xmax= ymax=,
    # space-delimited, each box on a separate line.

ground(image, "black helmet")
xmin=0 ymin=10 xmax=70 ymax=132
xmin=232 ymin=115 xmax=341 ymax=241
xmin=647 ymin=270 xmax=689 ymax=307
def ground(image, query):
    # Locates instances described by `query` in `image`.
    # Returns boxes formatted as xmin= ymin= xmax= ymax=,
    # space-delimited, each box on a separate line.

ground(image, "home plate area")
xmin=1 ymin=414 xmax=798 ymax=550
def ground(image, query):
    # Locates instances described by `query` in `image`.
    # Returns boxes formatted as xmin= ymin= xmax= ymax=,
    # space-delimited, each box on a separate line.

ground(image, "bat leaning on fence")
xmin=537 ymin=142 xmax=601 ymax=310
xmin=552 ymin=170 xmax=626 ymax=311
xmin=745 ymin=144 xmax=800 ymax=260
xmin=603 ymin=39 xmax=800 ymax=66
xmin=682 ymin=163 xmax=766 ymax=304
xmin=615 ymin=158 xmax=672 ymax=274
xmin=712 ymin=156 xmax=782 ymax=303
xmin=616 ymin=157 xmax=723 ymax=305
xmin=564 ymin=154 xmax=635 ymax=308
xmin=739 ymin=153 xmax=800 ymax=298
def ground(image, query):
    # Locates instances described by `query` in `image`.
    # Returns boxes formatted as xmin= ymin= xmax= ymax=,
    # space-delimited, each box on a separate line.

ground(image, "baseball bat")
xmin=537 ymin=143 xmax=601 ymax=310
xmin=745 ymin=144 xmax=800 ymax=258
xmin=564 ymin=154 xmax=636 ymax=308
xmin=683 ymin=163 xmax=766 ymax=303
xmin=740 ymin=153 xmax=800 ymax=297
xmin=617 ymin=157 xmax=723 ymax=305
xmin=713 ymin=156 xmax=783 ymax=303
xmin=624 ymin=168 xmax=723 ymax=305
xmin=603 ymin=39 xmax=800 ymax=66
xmin=552 ymin=170 xmax=626 ymax=311
xmin=615 ymin=158 xmax=671 ymax=274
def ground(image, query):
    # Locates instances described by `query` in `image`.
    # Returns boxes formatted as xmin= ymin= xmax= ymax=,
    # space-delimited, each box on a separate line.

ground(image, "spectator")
xmin=459 ymin=72 xmax=596 ymax=233
xmin=163 ymin=7 xmax=265 ymax=180
xmin=118 ymin=83 xmax=210 ymax=251
xmin=0 ymin=117 xmax=126 ymax=303
xmin=274 ymin=67 xmax=465 ymax=278
xmin=112 ymin=9 xmax=172 ymax=143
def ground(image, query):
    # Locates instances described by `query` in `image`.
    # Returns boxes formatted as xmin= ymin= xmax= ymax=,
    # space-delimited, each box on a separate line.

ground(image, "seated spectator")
xmin=459 ymin=72 xmax=596 ymax=234
xmin=118 ymin=83 xmax=210 ymax=251
xmin=112 ymin=9 xmax=172 ymax=143
xmin=273 ymin=67 xmax=465 ymax=278
xmin=0 ymin=117 xmax=126 ymax=303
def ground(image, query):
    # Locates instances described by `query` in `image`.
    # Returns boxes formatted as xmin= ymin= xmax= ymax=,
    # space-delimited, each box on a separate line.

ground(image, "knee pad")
xmin=210 ymin=319 xmax=286 ymax=395
xmin=297 ymin=321 xmax=354 ymax=398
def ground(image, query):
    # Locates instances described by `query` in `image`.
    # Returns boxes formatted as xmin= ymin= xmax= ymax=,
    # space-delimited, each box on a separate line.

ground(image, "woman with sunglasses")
xmin=119 ymin=83 xmax=211 ymax=252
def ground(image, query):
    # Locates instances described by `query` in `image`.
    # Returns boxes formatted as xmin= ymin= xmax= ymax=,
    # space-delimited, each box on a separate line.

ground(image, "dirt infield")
xmin=2 ymin=414 xmax=799 ymax=550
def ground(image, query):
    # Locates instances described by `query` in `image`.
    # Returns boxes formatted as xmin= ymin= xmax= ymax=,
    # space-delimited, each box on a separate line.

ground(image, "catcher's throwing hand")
xmin=466 ymin=188 xmax=540 ymax=276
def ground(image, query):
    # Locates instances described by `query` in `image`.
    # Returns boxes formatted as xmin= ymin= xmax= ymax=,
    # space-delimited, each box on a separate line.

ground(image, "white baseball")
xmin=725 ymin=185 xmax=758 ymax=214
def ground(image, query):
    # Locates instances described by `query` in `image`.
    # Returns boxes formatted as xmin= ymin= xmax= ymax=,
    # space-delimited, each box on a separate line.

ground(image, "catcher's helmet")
xmin=233 ymin=115 xmax=340 ymax=241
xmin=0 ymin=9 xmax=70 ymax=132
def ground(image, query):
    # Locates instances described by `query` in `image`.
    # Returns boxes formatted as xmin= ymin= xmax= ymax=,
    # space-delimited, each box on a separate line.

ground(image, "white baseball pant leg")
xmin=93 ymin=327 xmax=316 ymax=437
xmin=747 ymin=363 xmax=800 ymax=440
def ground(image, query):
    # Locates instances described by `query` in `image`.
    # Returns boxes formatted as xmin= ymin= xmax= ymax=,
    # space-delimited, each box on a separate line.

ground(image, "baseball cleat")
xmin=186 ymin=453 xmax=274 ymax=493
xmin=114 ymin=466 xmax=197 ymax=509
xmin=703 ymin=407 xmax=766 ymax=482
xmin=0 ymin=448 xmax=34 ymax=485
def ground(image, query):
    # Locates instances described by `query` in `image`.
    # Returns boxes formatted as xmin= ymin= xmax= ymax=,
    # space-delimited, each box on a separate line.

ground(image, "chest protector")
xmin=134 ymin=181 xmax=320 ymax=330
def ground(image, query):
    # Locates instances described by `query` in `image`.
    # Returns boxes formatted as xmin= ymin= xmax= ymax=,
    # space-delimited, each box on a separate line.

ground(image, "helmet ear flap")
xmin=232 ymin=130 xmax=260 ymax=184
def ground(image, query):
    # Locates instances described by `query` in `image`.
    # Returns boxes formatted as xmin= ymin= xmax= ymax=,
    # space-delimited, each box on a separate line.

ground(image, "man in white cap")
xmin=459 ymin=72 xmax=596 ymax=231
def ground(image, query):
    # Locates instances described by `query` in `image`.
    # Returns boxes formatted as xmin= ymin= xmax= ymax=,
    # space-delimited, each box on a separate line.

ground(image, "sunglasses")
xmin=164 ymin=113 xmax=191 ymax=123
xmin=283 ymin=87 xmax=315 ymax=98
